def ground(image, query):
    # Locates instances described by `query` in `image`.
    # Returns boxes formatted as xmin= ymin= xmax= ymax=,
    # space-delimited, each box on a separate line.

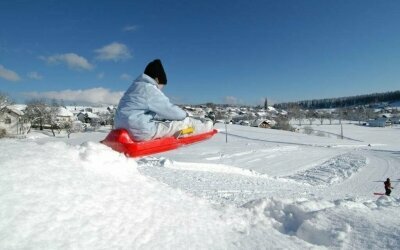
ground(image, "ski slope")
xmin=1 ymin=122 xmax=399 ymax=249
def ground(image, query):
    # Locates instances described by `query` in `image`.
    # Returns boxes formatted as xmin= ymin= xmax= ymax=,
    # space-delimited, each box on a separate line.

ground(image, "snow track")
xmin=138 ymin=158 xmax=267 ymax=178
xmin=287 ymin=153 xmax=367 ymax=186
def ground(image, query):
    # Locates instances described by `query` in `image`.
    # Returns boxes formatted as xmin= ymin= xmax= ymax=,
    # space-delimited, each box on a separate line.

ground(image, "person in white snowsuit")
xmin=114 ymin=59 xmax=213 ymax=141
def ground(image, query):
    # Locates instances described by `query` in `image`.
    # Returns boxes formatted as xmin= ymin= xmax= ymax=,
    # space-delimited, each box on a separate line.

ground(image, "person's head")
xmin=144 ymin=59 xmax=167 ymax=89
xmin=387 ymin=178 xmax=390 ymax=182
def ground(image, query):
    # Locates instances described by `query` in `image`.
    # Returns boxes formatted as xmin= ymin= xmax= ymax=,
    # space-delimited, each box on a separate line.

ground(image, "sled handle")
xmin=176 ymin=127 xmax=195 ymax=138
xmin=181 ymin=127 xmax=194 ymax=135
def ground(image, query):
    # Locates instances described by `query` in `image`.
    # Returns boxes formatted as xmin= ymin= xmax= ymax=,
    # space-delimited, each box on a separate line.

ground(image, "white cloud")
xmin=123 ymin=25 xmax=138 ymax=32
xmin=97 ymin=72 xmax=105 ymax=80
xmin=223 ymin=96 xmax=240 ymax=105
xmin=27 ymin=71 xmax=43 ymax=80
xmin=95 ymin=42 xmax=132 ymax=61
xmin=24 ymin=87 xmax=124 ymax=105
xmin=41 ymin=53 xmax=94 ymax=71
xmin=0 ymin=65 xmax=20 ymax=82
xmin=120 ymin=73 xmax=132 ymax=81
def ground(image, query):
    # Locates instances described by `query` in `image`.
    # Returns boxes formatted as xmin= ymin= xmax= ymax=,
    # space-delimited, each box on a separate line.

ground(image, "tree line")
xmin=274 ymin=90 xmax=400 ymax=109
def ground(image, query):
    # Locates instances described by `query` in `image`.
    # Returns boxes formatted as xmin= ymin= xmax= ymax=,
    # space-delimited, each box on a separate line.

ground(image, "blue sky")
xmin=1 ymin=0 xmax=399 ymax=105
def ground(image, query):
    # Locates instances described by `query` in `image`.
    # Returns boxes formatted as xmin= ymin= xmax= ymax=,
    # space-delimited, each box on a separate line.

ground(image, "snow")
xmin=57 ymin=107 xmax=74 ymax=117
xmin=5 ymin=105 xmax=24 ymax=116
xmin=86 ymin=112 xmax=100 ymax=119
xmin=1 ymin=122 xmax=399 ymax=249
xmin=66 ymin=105 xmax=112 ymax=114
xmin=8 ymin=104 xmax=27 ymax=112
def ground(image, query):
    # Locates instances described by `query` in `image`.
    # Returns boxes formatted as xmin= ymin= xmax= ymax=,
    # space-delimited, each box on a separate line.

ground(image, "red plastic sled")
xmin=101 ymin=129 xmax=218 ymax=157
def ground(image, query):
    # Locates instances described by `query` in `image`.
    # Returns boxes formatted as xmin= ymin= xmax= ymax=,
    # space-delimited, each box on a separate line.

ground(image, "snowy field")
xmin=1 ymin=122 xmax=399 ymax=249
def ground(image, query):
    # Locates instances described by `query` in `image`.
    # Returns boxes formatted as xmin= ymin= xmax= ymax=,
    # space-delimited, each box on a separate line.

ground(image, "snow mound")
xmin=0 ymin=140 xmax=250 ymax=249
xmin=287 ymin=153 xmax=366 ymax=185
xmin=366 ymin=195 xmax=400 ymax=208
xmin=242 ymin=198 xmax=346 ymax=247
xmin=242 ymin=197 xmax=400 ymax=248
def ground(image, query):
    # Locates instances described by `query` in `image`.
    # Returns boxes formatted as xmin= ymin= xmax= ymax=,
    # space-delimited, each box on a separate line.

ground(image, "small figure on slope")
xmin=384 ymin=178 xmax=393 ymax=196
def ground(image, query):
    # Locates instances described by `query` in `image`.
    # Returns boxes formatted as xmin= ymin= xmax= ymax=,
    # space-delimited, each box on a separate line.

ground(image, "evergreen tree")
xmin=264 ymin=97 xmax=268 ymax=110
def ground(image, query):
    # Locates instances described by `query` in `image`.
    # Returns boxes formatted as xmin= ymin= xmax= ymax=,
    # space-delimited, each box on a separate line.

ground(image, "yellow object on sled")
xmin=180 ymin=127 xmax=195 ymax=135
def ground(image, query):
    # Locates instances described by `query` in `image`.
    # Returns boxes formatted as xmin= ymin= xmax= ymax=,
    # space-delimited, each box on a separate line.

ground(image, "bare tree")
xmin=340 ymin=108 xmax=353 ymax=122
xmin=48 ymin=100 xmax=60 ymax=136
xmin=306 ymin=111 xmax=316 ymax=125
xmin=215 ymin=110 xmax=228 ymax=121
xmin=327 ymin=111 xmax=333 ymax=125
xmin=355 ymin=106 xmax=366 ymax=125
xmin=0 ymin=92 xmax=13 ymax=112
xmin=59 ymin=121 xmax=73 ymax=138
xmin=287 ymin=104 xmax=304 ymax=126
xmin=365 ymin=108 xmax=376 ymax=120
xmin=337 ymin=108 xmax=343 ymax=124
xmin=318 ymin=111 xmax=327 ymax=125
xmin=90 ymin=119 xmax=100 ymax=131
xmin=243 ymin=112 xmax=256 ymax=121
xmin=24 ymin=99 xmax=59 ymax=135
xmin=24 ymin=99 xmax=48 ymax=131
xmin=0 ymin=93 xmax=12 ymax=137
xmin=272 ymin=115 xmax=294 ymax=131
xmin=0 ymin=128 xmax=6 ymax=138
xmin=98 ymin=110 xmax=115 ymax=126
xmin=287 ymin=104 xmax=298 ymax=119
xmin=307 ymin=116 xmax=316 ymax=125
xmin=62 ymin=120 xmax=85 ymax=138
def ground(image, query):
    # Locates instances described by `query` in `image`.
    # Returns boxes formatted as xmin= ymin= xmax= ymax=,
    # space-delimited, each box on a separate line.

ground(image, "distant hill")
xmin=274 ymin=90 xmax=400 ymax=109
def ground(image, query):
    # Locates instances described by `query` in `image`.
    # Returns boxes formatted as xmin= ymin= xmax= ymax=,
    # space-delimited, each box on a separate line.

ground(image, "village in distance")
xmin=0 ymin=90 xmax=399 ymax=139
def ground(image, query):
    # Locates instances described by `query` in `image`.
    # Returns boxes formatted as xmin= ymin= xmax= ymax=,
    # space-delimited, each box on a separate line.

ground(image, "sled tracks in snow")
xmin=286 ymin=153 xmax=367 ymax=186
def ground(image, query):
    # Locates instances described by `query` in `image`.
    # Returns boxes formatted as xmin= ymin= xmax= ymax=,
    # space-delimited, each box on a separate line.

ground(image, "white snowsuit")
xmin=114 ymin=74 xmax=212 ymax=141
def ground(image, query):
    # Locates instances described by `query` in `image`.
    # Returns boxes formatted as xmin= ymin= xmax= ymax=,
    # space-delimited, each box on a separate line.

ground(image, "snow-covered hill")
xmin=1 ymin=123 xmax=399 ymax=249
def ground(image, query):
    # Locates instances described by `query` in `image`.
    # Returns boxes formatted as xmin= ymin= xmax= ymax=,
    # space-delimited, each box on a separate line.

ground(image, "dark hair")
xmin=144 ymin=59 xmax=167 ymax=85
